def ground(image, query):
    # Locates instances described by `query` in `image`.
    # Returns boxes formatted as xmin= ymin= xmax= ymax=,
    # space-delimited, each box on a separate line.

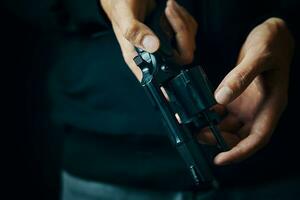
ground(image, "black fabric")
xmin=3 ymin=0 xmax=299 ymax=194
xmin=47 ymin=0 xmax=300 ymax=136
xmin=62 ymin=125 xmax=197 ymax=190
xmin=47 ymin=31 xmax=165 ymax=135
xmin=46 ymin=0 xmax=300 ymax=190
xmin=61 ymin=171 xmax=300 ymax=200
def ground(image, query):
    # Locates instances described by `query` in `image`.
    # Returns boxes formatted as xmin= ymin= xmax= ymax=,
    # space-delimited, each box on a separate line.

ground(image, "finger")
xmin=214 ymin=51 xmax=267 ymax=105
xmin=165 ymin=0 xmax=196 ymax=64
xmin=210 ymin=104 xmax=227 ymax=117
xmin=214 ymin=92 xmax=286 ymax=165
xmin=237 ymin=123 xmax=252 ymax=139
xmin=197 ymin=130 xmax=240 ymax=148
xmin=197 ymin=114 xmax=242 ymax=147
xmin=107 ymin=1 xmax=160 ymax=53
xmin=171 ymin=0 xmax=198 ymax=33
xmin=122 ymin=20 xmax=160 ymax=53
xmin=218 ymin=114 xmax=244 ymax=133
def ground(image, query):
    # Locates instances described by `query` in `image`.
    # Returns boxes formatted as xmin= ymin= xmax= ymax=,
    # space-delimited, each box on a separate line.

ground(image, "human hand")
xmin=200 ymin=18 xmax=294 ymax=165
xmin=100 ymin=0 xmax=198 ymax=80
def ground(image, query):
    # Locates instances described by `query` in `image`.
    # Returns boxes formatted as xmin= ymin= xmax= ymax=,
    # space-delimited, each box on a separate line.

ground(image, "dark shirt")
xmin=4 ymin=0 xmax=299 ymax=190
xmin=47 ymin=0 xmax=298 ymax=136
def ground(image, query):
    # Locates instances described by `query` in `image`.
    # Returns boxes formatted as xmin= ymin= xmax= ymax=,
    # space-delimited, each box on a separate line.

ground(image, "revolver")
xmin=133 ymin=1 xmax=229 ymax=188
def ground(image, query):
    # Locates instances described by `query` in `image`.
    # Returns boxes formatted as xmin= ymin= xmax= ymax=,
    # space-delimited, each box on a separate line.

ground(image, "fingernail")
xmin=215 ymin=86 xmax=233 ymax=104
xmin=142 ymin=35 xmax=159 ymax=53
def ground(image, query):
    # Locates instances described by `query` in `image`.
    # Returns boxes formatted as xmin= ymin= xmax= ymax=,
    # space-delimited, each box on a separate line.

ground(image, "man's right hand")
xmin=100 ymin=0 xmax=198 ymax=80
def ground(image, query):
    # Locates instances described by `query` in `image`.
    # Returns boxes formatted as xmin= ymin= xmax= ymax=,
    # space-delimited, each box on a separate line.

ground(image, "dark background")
xmin=1 ymin=1 xmax=299 ymax=200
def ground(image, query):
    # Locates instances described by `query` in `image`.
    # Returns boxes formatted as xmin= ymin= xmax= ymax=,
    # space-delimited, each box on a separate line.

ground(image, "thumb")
xmin=120 ymin=19 xmax=160 ymax=53
xmin=101 ymin=0 xmax=160 ymax=53
xmin=215 ymin=53 xmax=265 ymax=104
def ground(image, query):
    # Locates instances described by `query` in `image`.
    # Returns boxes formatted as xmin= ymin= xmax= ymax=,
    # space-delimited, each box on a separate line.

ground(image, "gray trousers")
xmin=61 ymin=171 xmax=300 ymax=200
xmin=61 ymin=171 xmax=218 ymax=200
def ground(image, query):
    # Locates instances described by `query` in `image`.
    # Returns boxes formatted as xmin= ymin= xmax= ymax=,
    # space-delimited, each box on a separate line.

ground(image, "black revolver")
xmin=133 ymin=1 xmax=229 ymax=188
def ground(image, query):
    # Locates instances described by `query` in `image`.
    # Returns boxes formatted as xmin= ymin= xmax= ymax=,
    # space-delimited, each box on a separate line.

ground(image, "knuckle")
xmin=253 ymin=43 xmax=272 ymax=60
xmin=265 ymin=18 xmax=287 ymax=33
xmin=177 ymin=22 xmax=188 ymax=33
xmin=182 ymin=51 xmax=194 ymax=64
xmin=229 ymin=71 xmax=247 ymax=91
xmin=123 ymin=20 xmax=140 ymax=42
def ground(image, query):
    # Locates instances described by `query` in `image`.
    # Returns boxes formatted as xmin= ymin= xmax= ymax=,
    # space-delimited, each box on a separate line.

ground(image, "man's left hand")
xmin=199 ymin=18 xmax=294 ymax=165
